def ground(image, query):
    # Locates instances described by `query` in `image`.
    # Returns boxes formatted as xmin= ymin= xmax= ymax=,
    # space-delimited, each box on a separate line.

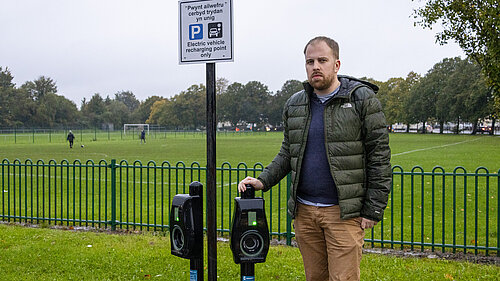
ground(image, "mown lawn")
xmin=0 ymin=224 xmax=498 ymax=280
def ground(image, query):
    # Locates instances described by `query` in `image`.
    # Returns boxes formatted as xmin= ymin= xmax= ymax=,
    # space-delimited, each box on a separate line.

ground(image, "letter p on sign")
xmin=189 ymin=24 xmax=203 ymax=40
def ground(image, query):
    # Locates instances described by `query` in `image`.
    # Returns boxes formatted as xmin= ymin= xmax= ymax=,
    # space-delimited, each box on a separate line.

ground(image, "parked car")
xmin=477 ymin=126 xmax=492 ymax=134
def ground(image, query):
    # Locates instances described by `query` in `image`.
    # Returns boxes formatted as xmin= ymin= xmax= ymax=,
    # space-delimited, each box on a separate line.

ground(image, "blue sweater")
xmin=296 ymin=93 xmax=339 ymax=205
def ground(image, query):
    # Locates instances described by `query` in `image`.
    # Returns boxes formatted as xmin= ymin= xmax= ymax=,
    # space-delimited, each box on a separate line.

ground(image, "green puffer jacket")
xmin=258 ymin=75 xmax=391 ymax=221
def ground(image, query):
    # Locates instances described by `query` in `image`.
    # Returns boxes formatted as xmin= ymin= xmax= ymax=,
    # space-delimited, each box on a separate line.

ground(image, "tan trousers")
xmin=294 ymin=203 xmax=365 ymax=281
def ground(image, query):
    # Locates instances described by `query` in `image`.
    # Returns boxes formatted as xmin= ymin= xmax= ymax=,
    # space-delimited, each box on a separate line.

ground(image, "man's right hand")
xmin=238 ymin=177 xmax=264 ymax=193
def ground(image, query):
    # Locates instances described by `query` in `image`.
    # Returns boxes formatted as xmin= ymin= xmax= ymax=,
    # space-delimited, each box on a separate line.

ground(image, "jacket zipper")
xmin=321 ymin=86 xmax=360 ymax=211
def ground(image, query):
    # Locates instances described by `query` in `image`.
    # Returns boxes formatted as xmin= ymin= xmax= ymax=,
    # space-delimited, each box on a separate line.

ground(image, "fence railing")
xmin=1 ymin=159 xmax=498 ymax=256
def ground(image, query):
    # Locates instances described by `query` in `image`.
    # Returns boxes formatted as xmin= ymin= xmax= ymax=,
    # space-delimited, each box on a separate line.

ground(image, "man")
xmin=238 ymin=36 xmax=391 ymax=281
xmin=140 ymin=129 xmax=146 ymax=144
xmin=66 ymin=130 xmax=75 ymax=148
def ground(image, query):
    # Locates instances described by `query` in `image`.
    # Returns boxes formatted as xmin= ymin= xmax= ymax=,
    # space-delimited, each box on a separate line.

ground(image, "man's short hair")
xmin=303 ymin=36 xmax=339 ymax=60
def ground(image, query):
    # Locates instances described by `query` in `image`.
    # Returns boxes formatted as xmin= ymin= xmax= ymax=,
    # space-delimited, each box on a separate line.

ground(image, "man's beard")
xmin=309 ymin=73 xmax=334 ymax=91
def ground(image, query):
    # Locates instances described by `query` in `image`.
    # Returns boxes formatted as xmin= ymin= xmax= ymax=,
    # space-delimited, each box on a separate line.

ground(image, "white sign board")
xmin=179 ymin=0 xmax=233 ymax=64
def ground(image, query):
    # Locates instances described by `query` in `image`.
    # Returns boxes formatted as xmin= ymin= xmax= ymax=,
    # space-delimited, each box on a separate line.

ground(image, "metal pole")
xmin=190 ymin=181 xmax=204 ymax=281
xmin=110 ymin=159 xmax=117 ymax=231
xmin=286 ymin=173 xmax=292 ymax=246
xmin=241 ymin=263 xmax=255 ymax=281
xmin=206 ymin=62 xmax=217 ymax=281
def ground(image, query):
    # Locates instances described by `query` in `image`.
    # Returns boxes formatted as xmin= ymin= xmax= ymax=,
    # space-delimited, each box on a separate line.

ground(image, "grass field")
xmin=1 ymin=131 xmax=499 ymax=172
xmin=0 ymin=132 xmax=499 ymax=279
xmin=0 ymin=223 xmax=498 ymax=281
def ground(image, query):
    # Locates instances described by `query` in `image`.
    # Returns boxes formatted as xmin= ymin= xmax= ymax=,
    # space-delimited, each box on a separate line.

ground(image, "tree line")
xmin=0 ymin=56 xmax=497 ymax=133
xmin=0 ymin=56 xmax=497 ymax=134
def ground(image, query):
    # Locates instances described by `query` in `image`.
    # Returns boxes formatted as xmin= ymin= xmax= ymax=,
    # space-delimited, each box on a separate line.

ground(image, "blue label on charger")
xmin=190 ymin=270 xmax=197 ymax=281
xmin=243 ymin=276 xmax=255 ymax=281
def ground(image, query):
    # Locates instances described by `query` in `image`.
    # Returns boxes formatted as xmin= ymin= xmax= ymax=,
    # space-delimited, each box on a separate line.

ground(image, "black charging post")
xmin=240 ymin=186 xmax=256 ymax=280
xmin=170 ymin=181 xmax=204 ymax=281
xmin=230 ymin=184 xmax=270 ymax=281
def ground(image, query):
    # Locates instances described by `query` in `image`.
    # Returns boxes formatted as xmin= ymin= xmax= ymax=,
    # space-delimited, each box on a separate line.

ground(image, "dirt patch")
xmin=271 ymin=238 xmax=499 ymax=265
xmin=362 ymin=248 xmax=499 ymax=265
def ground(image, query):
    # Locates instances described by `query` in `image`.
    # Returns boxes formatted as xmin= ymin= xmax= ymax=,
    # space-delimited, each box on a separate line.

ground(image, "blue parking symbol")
xmin=189 ymin=24 xmax=203 ymax=40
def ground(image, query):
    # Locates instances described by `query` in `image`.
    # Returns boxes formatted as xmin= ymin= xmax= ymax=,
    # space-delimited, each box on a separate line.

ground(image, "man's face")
xmin=305 ymin=41 xmax=340 ymax=95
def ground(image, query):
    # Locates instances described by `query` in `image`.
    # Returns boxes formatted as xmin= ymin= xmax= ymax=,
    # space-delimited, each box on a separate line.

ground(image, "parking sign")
xmin=179 ymin=0 xmax=233 ymax=64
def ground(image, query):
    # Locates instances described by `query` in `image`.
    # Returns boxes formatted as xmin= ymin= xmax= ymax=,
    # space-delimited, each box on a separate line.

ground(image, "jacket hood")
xmin=302 ymin=75 xmax=379 ymax=97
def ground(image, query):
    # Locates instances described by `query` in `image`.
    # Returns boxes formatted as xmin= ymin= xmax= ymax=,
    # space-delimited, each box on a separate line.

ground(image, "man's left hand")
xmin=361 ymin=218 xmax=378 ymax=229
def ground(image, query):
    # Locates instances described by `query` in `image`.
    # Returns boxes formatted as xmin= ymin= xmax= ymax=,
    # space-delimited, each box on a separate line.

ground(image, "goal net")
xmin=123 ymin=124 xmax=149 ymax=135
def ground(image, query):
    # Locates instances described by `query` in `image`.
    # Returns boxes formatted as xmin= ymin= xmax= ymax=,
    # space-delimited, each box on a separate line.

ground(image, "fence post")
xmin=286 ymin=172 xmax=292 ymax=246
xmin=109 ymin=159 xmax=117 ymax=231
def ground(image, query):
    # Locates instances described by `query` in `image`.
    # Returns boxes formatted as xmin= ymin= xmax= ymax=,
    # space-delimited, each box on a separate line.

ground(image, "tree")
xmin=216 ymin=77 xmax=229 ymax=97
xmin=407 ymin=57 xmax=466 ymax=134
xmin=9 ymin=87 xmax=37 ymax=127
xmin=442 ymin=58 xmax=491 ymax=134
xmin=0 ymin=66 xmax=15 ymax=88
xmin=21 ymin=76 xmax=58 ymax=100
xmin=378 ymin=77 xmax=405 ymax=126
xmin=115 ymin=91 xmax=140 ymax=112
xmin=148 ymin=84 xmax=206 ymax=130
xmin=81 ymin=93 xmax=106 ymax=127
xmin=217 ymin=81 xmax=271 ymax=129
xmin=173 ymin=84 xmax=206 ymax=129
xmin=147 ymin=99 xmax=166 ymax=125
xmin=239 ymin=81 xmax=271 ymax=127
xmin=413 ymin=0 xmax=500 ymax=107
xmin=218 ymin=82 xmax=244 ymax=127
xmin=431 ymin=58 xmax=464 ymax=133
xmin=0 ymin=67 xmax=16 ymax=126
xmin=34 ymin=93 xmax=78 ymax=127
xmin=406 ymin=57 xmax=491 ymax=134
xmin=147 ymin=99 xmax=181 ymax=128
xmin=378 ymin=72 xmax=421 ymax=132
xmin=406 ymin=74 xmax=437 ymax=134
xmin=267 ymin=80 xmax=303 ymax=127
xmin=133 ymin=95 xmax=163 ymax=123
xmin=401 ymin=72 xmax=422 ymax=131
xmin=0 ymin=68 xmax=40 ymax=127
xmin=102 ymin=100 xmax=130 ymax=128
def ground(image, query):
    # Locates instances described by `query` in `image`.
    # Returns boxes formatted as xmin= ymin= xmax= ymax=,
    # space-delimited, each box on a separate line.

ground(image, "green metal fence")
xmin=1 ymin=159 xmax=498 ymax=256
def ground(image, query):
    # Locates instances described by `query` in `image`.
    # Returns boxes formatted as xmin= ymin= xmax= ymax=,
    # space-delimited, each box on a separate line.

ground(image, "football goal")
xmin=123 ymin=124 xmax=149 ymax=135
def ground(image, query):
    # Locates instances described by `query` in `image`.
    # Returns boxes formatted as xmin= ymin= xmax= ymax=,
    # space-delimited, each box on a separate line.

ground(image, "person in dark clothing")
xmin=67 ymin=130 xmax=75 ymax=148
xmin=140 ymin=129 xmax=146 ymax=144
xmin=238 ymin=36 xmax=391 ymax=281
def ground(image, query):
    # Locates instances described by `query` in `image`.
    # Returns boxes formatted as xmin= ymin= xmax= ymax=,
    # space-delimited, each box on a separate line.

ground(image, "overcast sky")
xmin=1 ymin=0 xmax=465 ymax=106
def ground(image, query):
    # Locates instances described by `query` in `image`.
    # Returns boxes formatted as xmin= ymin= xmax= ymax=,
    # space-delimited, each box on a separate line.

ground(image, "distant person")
xmin=66 ymin=130 xmax=75 ymax=148
xmin=238 ymin=36 xmax=391 ymax=281
xmin=140 ymin=129 xmax=146 ymax=144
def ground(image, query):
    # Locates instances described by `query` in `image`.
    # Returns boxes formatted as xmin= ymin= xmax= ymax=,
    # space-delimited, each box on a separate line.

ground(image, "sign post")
xmin=179 ymin=1 xmax=233 ymax=281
